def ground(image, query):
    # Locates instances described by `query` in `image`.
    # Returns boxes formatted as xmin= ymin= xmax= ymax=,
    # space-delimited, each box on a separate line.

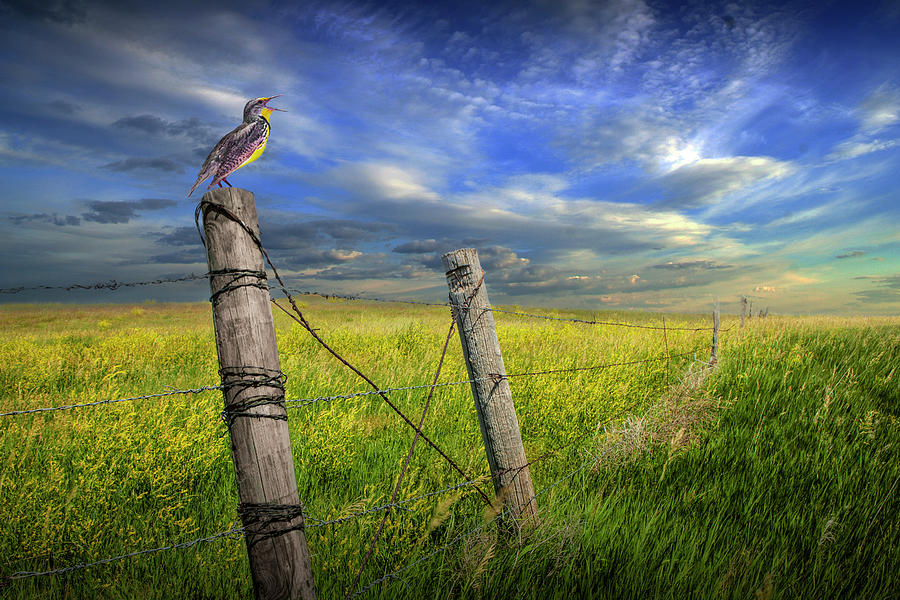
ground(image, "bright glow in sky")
xmin=1 ymin=0 xmax=898 ymax=314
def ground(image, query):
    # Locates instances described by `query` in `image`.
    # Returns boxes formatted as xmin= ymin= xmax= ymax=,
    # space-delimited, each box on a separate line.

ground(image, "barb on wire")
xmin=0 ymin=385 xmax=222 ymax=418
xmin=5 ymin=525 xmax=243 ymax=581
xmin=0 ymin=273 xmax=209 ymax=294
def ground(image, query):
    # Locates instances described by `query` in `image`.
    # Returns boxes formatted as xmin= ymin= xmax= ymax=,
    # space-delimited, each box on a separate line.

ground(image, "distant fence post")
xmin=711 ymin=301 xmax=720 ymax=365
xmin=201 ymin=187 xmax=316 ymax=600
xmin=442 ymin=248 xmax=538 ymax=528
xmin=740 ymin=297 xmax=747 ymax=329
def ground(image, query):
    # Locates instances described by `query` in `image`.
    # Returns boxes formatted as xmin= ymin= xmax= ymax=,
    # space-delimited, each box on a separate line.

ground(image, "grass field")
xmin=0 ymin=300 xmax=897 ymax=599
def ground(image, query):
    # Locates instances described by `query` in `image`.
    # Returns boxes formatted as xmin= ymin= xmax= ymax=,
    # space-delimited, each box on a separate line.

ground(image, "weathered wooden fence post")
xmin=201 ymin=187 xmax=316 ymax=600
xmin=711 ymin=301 xmax=720 ymax=365
xmin=740 ymin=296 xmax=747 ymax=329
xmin=442 ymin=248 xmax=538 ymax=527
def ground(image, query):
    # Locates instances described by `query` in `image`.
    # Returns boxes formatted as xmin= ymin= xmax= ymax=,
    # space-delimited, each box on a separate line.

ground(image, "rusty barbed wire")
xmin=0 ymin=273 xmax=209 ymax=294
xmin=0 ymin=385 xmax=222 ymax=418
xmin=5 ymin=525 xmax=244 ymax=582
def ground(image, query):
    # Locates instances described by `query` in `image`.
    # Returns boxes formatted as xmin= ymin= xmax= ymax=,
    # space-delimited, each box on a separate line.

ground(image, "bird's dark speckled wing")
xmin=188 ymin=121 xmax=263 ymax=197
xmin=210 ymin=120 xmax=268 ymax=188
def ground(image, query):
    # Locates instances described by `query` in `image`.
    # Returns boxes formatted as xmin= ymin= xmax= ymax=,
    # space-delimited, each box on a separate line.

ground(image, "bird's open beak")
xmin=262 ymin=95 xmax=286 ymax=112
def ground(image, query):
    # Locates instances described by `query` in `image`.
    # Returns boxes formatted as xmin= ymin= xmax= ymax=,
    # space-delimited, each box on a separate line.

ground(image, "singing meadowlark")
xmin=188 ymin=95 xmax=284 ymax=197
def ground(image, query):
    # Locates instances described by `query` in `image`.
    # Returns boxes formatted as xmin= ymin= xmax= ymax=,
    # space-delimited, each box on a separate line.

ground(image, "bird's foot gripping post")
xmin=200 ymin=187 xmax=316 ymax=600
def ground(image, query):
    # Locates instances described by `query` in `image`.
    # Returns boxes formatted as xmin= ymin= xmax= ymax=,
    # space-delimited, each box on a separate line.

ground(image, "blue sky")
xmin=0 ymin=0 xmax=898 ymax=314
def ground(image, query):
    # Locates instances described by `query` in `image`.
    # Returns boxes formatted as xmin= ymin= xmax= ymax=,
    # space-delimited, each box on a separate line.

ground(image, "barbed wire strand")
xmin=6 ymin=525 xmax=243 ymax=581
xmin=275 ymin=287 xmax=722 ymax=332
xmin=0 ymin=385 xmax=222 ymax=418
xmin=0 ymin=273 xmax=209 ymax=294
xmin=284 ymin=349 xmax=699 ymax=411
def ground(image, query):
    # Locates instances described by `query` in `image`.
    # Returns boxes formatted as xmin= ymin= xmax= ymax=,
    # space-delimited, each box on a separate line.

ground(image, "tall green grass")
xmin=0 ymin=302 xmax=896 ymax=599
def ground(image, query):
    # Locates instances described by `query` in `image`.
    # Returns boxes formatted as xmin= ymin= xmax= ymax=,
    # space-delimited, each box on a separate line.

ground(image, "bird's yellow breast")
xmin=239 ymin=120 xmax=270 ymax=169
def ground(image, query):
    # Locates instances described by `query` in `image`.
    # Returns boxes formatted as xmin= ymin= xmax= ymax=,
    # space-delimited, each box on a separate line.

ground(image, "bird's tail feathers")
xmin=188 ymin=168 xmax=214 ymax=197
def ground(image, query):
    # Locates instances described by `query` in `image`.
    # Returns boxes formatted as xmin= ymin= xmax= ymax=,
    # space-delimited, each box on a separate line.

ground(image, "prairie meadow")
xmin=0 ymin=300 xmax=897 ymax=599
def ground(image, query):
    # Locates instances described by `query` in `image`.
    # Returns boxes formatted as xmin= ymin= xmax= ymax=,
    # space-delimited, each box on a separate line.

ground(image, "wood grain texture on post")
xmin=442 ymin=248 xmax=538 ymax=525
xmin=201 ymin=187 xmax=316 ymax=600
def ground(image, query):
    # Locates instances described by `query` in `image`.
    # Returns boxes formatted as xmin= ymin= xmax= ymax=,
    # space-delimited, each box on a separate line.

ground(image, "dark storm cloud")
xmin=82 ymin=198 xmax=177 ymax=224
xmin=8 ymin=213 xmax=81 ymax=226
xmin=102 ymin=157 xmax=183 ymax=173
xmin=0 ymin=0 xmax=87 ymax=24
xmin=836 ymin=250 xmax=866 ymax=259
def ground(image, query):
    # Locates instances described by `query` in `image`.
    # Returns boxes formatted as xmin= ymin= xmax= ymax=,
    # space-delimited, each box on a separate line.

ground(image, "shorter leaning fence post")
xmin=201 ymin=187 xmax=316 ymax=600
xmin=740 ymin=296 xmax=747 ymax=329
xmin=711 ymin=302 xmax=720 ymax=365
xmin=442 ymin=248 xmax=538 ymax=528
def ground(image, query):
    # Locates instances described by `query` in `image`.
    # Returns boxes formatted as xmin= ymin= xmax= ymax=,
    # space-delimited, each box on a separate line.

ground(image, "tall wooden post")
xmin=740 ymin=296 xmax=747 ymax=329
xmin=711 ymin=301 xmax=720 ymax=365
xmin=442 ymin=248 xmax=538 ymax=526
xmin=201 ymin=188 xmax=316 ymax=600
